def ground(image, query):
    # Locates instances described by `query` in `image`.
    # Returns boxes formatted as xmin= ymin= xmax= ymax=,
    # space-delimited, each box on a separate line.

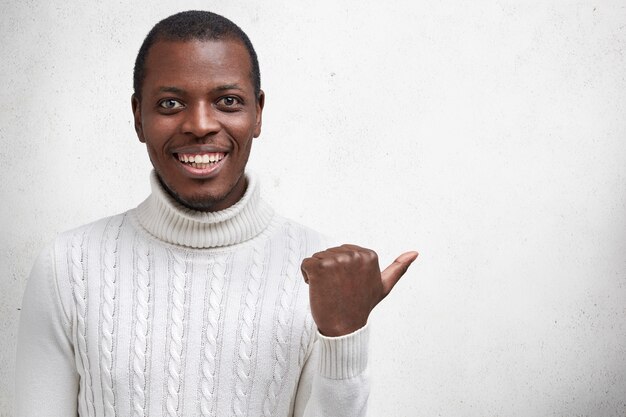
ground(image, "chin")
xmin=169 ymin=185 xmax=233 ymax=211
xmin=156 ymin=169 xmax=247 ymax=212
xmin=177 ymin=194 xmax=226 ymax=211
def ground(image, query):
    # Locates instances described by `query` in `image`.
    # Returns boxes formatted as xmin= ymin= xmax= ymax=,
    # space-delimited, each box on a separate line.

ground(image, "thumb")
xmin=380 ymin=251 xmax=419 ymax=297
xmin=300 ymin=259 xmax=311 ymax=284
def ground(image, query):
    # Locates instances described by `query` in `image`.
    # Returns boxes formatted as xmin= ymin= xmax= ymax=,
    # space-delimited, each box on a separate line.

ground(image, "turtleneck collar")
xmin=135 ymin=170 xmax=274 ymax=248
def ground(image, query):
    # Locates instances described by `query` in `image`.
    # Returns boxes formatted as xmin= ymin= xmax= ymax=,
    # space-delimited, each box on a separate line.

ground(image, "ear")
xmin=253 ymin=90 xmax=265 ymax=138
xmin=131 ymin=94 xmax=145 ymax=143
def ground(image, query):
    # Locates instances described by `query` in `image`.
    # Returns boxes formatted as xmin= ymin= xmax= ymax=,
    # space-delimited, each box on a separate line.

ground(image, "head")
xmin=133 ymin=10 xmax=261 ymax=100
xmin=131 ymin=11 xmax=264 ymax=212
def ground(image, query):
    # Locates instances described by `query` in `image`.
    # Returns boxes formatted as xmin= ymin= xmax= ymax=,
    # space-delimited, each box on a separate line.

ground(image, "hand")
xmin=301 ymin=244 xmax=418 ymax=337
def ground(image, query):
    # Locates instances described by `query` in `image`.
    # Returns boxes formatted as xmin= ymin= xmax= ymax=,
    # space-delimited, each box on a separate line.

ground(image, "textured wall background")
xmin=2 ymin=1 xmax=626 ymax=416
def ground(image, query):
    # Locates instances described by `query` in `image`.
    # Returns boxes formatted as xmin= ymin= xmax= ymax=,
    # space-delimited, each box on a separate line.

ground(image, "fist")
xmin=301 ymin=244 xmax=418 ymax=337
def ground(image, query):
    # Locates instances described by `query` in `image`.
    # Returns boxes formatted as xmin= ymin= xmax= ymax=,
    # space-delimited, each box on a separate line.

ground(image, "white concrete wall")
xmin=2 ymin=1 xmax=625 ymax=415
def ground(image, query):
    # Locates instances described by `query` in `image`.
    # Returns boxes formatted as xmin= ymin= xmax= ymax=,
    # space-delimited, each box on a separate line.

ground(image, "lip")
xmin=172 ymin=150 xmax=229 ymax=179
xmin=172 ymin=144 xmax=230 ymax=154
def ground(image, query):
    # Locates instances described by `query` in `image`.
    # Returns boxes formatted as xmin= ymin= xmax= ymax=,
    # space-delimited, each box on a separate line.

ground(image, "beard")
xmin=156 ymin=174 xmax=247 ymax=212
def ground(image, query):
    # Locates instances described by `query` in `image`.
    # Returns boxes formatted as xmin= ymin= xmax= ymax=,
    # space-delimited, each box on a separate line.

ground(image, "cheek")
xmin=230 ymin=115 xmax=259 ymax=145
xmin=143 ymin=143 xmax=162 ymax=169
xmin=142 ymin=117 xmax=174 ymax=150
xmin=142 ymin=130 xmax=170 ymax=164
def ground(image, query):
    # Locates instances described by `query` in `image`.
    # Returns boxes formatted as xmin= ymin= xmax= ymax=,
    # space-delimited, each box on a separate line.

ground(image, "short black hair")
xmin=133 ymin=10 xmax=261 ymax=99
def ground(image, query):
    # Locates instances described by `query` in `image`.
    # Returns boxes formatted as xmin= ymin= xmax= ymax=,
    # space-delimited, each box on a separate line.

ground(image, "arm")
xmin=295 ymin=245 xmax=418 ymax=416
xmin=15 ymin=245 xmax=79 ymax=417
xmin=293 ymin=326 xmax=370 ymax=417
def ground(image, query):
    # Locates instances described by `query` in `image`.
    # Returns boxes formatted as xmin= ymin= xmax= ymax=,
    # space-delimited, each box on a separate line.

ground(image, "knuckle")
xmin=301 ymin=257 xmax=315 ymax=270
xmin=319 ymin=257 xmax=336 ymax=269
xmin=366 ymin=249 xmax=378 ymax=261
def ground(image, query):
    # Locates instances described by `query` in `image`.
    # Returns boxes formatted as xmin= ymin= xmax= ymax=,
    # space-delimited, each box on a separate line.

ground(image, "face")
xmin=132 ymin=39 xmax=264 ymax=211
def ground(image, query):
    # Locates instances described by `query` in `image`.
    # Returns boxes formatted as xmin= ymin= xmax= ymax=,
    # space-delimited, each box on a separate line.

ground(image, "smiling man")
xmin=16 ymin=11 xmax=417 ymax=417
xmin=132 ymin=36 xmax=261 ymax=212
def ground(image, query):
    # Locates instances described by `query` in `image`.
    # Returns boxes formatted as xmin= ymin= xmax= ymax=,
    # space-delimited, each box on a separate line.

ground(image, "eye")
xmin=218 ymin=96 xmax=241 ymax=107
xmin=158 ymin=99 xmax=184 ymax=110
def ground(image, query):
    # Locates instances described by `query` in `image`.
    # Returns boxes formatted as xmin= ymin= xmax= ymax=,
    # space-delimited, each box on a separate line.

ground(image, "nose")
xmin=181 ymin=101 xmax=220 ymax=138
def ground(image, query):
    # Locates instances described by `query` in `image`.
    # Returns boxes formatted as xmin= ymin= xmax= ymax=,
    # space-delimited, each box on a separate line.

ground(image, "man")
xmin=16 ymin=11 xmax=417 ymax=417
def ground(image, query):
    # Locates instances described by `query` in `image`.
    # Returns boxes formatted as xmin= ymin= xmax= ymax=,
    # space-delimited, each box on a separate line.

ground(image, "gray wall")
xmin=2 ymin=1 xmax=625 ymax=415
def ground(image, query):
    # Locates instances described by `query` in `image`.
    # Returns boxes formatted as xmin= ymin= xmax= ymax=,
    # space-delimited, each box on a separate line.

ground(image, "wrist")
xmin=317 ymin=323 xmax=370 ymax=379
xmin=317 ymin=318 xmax=368 ymax=337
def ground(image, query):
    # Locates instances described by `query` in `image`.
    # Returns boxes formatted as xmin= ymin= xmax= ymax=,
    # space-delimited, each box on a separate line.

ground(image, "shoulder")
xmin=40 ymin=211 xmax=132 ymax=290
xmin=30 ymin=209 xmax=130 ymax=274
xmin=26 ymin=211 xmax=134 ymax=320
xmin=54 ymin=211 xmax=130 ymax=247
xmin=266 ymin=214 xmax=333 ymax=256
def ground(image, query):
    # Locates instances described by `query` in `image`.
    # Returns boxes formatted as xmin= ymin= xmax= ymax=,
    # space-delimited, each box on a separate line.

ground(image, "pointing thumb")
xmin=380 ymin=251 xmax=419 ymax=297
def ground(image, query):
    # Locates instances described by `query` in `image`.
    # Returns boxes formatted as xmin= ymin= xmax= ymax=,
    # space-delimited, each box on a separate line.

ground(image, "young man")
xmin=16 ymin=11 xmax=417 ymax=417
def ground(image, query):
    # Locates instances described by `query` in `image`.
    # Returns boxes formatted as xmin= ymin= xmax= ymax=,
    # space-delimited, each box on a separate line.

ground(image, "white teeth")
xmin=178 ymin=153 xmax=225 ymax=166
xmin=191 ymin=162 xmax=211 ymax=168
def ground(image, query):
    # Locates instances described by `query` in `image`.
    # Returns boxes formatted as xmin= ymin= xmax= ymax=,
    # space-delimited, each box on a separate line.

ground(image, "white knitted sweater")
xmin=15 ymin=172 xmax=369 ymax=417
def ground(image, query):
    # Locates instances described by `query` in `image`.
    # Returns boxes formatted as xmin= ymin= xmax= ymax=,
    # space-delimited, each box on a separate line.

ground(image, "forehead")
xmin=142 ymin=38 xmax=253 ymax=91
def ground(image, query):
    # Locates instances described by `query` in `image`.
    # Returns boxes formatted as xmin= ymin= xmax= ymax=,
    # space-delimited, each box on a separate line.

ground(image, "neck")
xmin=135 ymin=170 xmax=274 ymax=248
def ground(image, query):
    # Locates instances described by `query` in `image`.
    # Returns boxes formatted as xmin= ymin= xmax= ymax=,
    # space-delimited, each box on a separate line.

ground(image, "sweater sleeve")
xmin=293 ymin=324 xmax=370 ymax=417
xmin=15 ymin=244 xmax=79 ymax=417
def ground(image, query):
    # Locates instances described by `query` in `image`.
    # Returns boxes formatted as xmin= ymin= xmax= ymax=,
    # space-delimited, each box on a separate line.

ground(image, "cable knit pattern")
xmin=298 ymin=313 xmax=314 ymax=368
xmin=69 ymin=231 xmax=96 ymax=416
xmin=297 ymin=231 xmax=315 ymax=368
xmin=198 ymin=254 xmax=230 ymax=417
xmin=131 ymin=233 xmax=152 ymax=417
xmin=166 ymin=250 xmax=188 ymax=417
xmin=232 ymin=241 xmax=270 ymax=416
xmin=100 ymin=215 xmax=125 ymax=417
xmin=16 ymin=171 xmax=371 ymax=417
xmin=263 ymin=223 xmax=301 ymax=417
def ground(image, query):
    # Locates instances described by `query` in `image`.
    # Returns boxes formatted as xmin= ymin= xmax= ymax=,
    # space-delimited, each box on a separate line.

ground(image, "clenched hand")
xmin=301 ymin=244 xmax=418 ymax=337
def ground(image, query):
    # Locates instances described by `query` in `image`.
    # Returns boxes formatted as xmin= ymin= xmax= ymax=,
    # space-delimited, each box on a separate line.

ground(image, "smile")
xmin=176 ymin=152 xmax=226 ymax=169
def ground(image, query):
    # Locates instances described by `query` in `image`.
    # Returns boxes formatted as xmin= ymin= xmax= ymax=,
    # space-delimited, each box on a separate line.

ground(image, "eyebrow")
xmin=157 ymin=84 xmax=244 ymax=94
xmin=215 ymin=84 xmax=244 ymax=92
xmin=158 ymin=86 xmax=185 ymax=94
